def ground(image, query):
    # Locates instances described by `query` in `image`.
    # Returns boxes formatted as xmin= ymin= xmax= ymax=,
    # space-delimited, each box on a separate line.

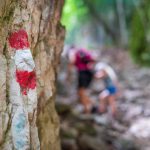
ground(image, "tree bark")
xmin=0 ymin=0 xmax=65 ymax=149
xmin=116 ymin=0 xmax=128 ymax=46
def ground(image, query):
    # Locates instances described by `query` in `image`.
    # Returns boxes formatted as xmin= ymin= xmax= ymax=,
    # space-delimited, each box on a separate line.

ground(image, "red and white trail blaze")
xmin=8 ymin=29 xmax=36 ymax=95
xmin=8 ymin=29 xmax=39 ymax=149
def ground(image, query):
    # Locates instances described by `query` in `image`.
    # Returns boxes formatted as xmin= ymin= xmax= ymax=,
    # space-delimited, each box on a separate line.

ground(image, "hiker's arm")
xmin=66 ymin=62 xmax=74 ymax=82
xmin=66 ymin=52 xmax=76 ymax=83
xmin=95 ymin=70 xmax=106 ymax=79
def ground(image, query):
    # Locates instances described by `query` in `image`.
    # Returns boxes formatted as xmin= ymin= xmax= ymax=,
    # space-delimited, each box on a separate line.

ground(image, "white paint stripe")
xmin=9 ymin=59 xmax=23 ymax=105
xmin=12 ymin=106 xmax=30 ymax=150
xmin=27 ymin=88 xmax=37 ymax=114
xmin=14 ymin=49 xmax=35 ymax=72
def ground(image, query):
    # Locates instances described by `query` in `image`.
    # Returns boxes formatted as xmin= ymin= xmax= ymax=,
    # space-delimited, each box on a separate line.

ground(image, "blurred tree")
xmin=62 ymin=0 xmax=135 ymax=47
xmin=61 ymin=0 xmax=88 ymax=44
xmin=116 ymin=0 xmax=128 ymax=46
xmin=130 ymin=0 xmax=150 ymax=66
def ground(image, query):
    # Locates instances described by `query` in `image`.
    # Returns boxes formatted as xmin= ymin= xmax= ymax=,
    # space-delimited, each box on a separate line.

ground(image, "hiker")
xmin=67 ymin=47 xmax=96 ymax=113
xmin=95 ymin=62 xmax=119 ymax=117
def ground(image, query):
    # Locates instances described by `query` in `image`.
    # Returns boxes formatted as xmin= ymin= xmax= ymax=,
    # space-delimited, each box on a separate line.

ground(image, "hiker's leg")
xmin=99 ymin=90 xmax=109 ymax=113
xmin=108 ymin=95 xmax=117 ymax=117
xmin=78 ymin=88 xmax=92 ymax=113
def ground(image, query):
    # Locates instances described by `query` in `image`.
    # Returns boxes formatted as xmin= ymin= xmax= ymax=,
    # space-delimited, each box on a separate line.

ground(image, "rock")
xmin=77 ymin=114 xmax=95 ymax=121
xmin=128 ymin=118 xmax=150 ymax=139
xmin=123 ymin=105 xmax=143 ymax=122
xmin=75 ymin=122 xmax=97 ymax=136
xmin=143 ymin=108 xmax=150 ymax=117
xmin=115 ymin=138 xmax=138 ymax=150
xmin=61 ymin=125 xmax=78 ymax=139
xmin=120 ymin=118 xmax=150 ymax=150
xmin=77 ymin=134 xmax=110 ymax=150
xmin=111 ymin=121 xmax=127 ymax=132
xmin=72 ymin=104 xmax=84 ymax=114
xmin=56 ymin=103 xmax=72 ymax=116
xmin=60 ymin=124 xmax=78 ymax=150
xmin=61 ymin=139 xmax=78 ymax=150
xmin=94 ymin=114 xmax=110 ymax=126
xmin=123 ymin=90 xmax=145 ymax=102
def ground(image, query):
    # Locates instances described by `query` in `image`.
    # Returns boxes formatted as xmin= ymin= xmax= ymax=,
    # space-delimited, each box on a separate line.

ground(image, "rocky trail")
xmin=56 ymin=48 xmax=150 ymax=150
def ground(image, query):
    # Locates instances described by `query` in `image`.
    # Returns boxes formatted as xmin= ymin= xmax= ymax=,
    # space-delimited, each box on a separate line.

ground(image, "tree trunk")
xmin=0 ymin=0 xmax=65 ymax=149
xmin=116 ymin=0 xmax=128 ymax=46
xmin=82 ymin=0 xmax=119 ymax=45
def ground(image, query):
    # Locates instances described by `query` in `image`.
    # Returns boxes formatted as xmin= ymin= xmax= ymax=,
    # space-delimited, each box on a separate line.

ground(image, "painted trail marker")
xmin=8 ymin=29 xmax=39 ymax=150
xmin=8 ymin=30 xmax=36 ymax=95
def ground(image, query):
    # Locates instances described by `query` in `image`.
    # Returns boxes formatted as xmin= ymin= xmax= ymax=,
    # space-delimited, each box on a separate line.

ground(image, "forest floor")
xmin=56 ymin=47 xmax=150 ymax=150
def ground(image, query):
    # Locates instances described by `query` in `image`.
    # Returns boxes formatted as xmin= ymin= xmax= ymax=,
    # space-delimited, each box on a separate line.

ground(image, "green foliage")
xmin=130 ymin=1 xmax=150 ymax=66
xmin=61 ymin=0 xmax=89 ymax=44
xmin=130 ymin=12 xmax=146 ymax=65
xmin=61 ymin=0 xmax=136 ymax=46
xmin=61 ymin=0 xmax=88 ymax=32
xmin=92 ymin=0 xmax=115 ymax=13
xmin=61 ymin=0 xmax=150 ymax=67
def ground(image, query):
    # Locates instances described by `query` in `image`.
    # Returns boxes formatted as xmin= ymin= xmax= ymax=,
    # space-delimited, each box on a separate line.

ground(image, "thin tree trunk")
xmin=116 ymin=0 xmax=128 ymax=46
xmin=0 ymin=0 xmax=65 ymax=149
xmin=82 ymin=0 xmax=119 ymax=44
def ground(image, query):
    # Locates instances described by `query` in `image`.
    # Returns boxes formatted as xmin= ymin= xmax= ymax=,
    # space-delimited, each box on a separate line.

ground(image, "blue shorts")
xmin=106 ymin=86 xmax=117 ymax=95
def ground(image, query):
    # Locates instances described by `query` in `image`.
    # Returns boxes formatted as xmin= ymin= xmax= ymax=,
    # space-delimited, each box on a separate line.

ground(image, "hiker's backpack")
xmin=76 ymin=49 xmax=93 ymax=64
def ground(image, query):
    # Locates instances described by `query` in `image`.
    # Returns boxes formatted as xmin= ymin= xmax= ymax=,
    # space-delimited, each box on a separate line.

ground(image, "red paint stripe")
xmin=16 ymin=70 xmax=36 ymax=95
xmin=8 ymin=29 xmax=29 ymax=50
